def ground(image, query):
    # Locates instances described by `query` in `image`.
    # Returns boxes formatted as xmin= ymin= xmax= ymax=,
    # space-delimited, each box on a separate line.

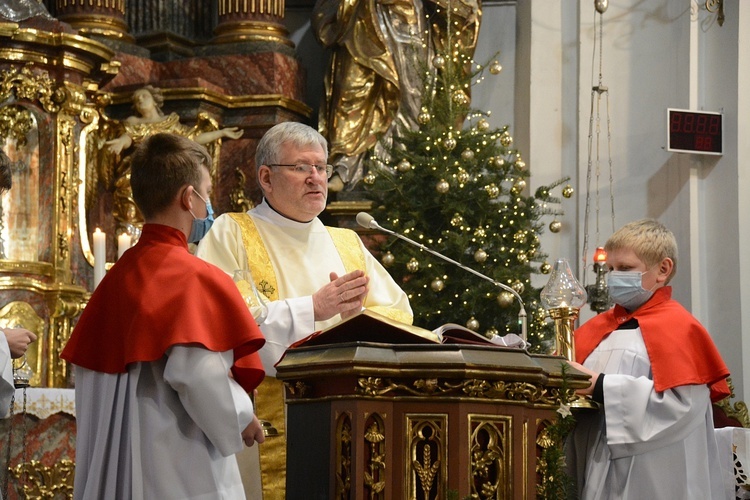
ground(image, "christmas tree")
xmin=361 ymin=10 xmax=571 ymax=351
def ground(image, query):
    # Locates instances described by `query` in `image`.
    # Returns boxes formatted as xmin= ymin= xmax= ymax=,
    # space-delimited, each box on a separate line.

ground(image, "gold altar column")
xmin=54 ymin=0 xmax=134 ymax=43
xmin=213 ymin=0 xmax=293 ymax=46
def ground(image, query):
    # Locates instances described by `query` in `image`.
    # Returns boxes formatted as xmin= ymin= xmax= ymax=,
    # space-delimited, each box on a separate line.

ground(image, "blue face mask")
xmin=188 ymin=191 xmax=214 ymax=244
xmin=607 ymin=270 xmax=654 ymax=311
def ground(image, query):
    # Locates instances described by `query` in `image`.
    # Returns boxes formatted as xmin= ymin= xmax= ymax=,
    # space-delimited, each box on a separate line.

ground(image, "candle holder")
xmin=585 ymin=247 xmax=612 ymax=314
xmin=541 ymin=258 xmax=599 ymax=410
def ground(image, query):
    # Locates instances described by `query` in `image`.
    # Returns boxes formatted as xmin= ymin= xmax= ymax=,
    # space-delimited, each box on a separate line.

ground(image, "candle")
xmin=93 ymin=228 xmax=106 ymax=288
xmin=117 ymin=233 xmax=131 ymax=259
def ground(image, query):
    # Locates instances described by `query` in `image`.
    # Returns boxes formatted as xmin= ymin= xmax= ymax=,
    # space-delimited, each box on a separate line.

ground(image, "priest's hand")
xmin=567 ymin=361 xmax=600 ymax=397
xmin=312 ymin=270 xmax=369 ymax=321
xmin=242 ymin=415 xmax=265 ymax=447
xmin=2 ymin=328 xmax=37 ymax=359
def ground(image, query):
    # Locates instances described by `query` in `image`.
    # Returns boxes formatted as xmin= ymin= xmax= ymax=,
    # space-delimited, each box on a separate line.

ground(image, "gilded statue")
xmin=312 ymin=0 xmax=481 ymax=192
xmin=100 ymin=86 xmax=243 ymax=232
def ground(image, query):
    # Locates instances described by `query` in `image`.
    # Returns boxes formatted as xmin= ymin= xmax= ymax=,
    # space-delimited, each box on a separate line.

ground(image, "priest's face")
xmin=259 ymin=142 xmax=328 ymax=222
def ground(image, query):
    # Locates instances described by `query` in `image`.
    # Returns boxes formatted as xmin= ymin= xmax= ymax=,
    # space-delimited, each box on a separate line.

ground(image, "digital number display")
xmin=667 ymin=108 xmax=723 ymax=155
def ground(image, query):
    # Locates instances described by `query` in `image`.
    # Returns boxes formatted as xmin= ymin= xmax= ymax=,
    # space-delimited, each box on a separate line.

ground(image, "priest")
xmin=196 ymin=121 xmax=412 ymax=499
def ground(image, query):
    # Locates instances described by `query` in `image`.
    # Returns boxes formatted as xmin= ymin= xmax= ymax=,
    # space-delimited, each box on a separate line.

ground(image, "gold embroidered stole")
xmin=227 ymin=212 xmax=366 ymax=499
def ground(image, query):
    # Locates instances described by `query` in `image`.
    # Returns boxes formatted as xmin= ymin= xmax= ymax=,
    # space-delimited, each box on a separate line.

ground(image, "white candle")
xmin=93 ymin=228 xmax=106 ymax=288
xmin=117 ymin=233 xmax=131 ymax=259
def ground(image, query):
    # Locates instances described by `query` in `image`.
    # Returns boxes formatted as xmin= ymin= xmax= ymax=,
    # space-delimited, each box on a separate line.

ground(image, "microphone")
xmin=357 ymin=212 xmax=527 ymax=341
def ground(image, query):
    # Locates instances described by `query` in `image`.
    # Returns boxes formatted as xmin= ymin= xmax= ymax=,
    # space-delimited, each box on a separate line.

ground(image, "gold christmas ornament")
xmin=452 ymin=90 xmax=469 ymax=105
xmin=562 ymin=184 xmax=574 ymax=198
xmin=450 ymin=213 xmax=464 ymax=226
xmin=500 ymin=132 xmax=513 ymax=147
xmin=515 ymin=159 xmax=526 ymax=170
xmin=474 ymin=228 xmax=486 ymax=238
xmin=418 ymin=108 xmax=431 ymax=125
xmin=497 ymin=291 xmax=514 ymax=308
xmin=461 ymin=149 xmax=474 ymax=161
xmin=540 ymin=261 xmax=552 ymax=274
xmin=595 ymin=0 xmax=608 ymax=14
xmin=493 ymin=157 xmax=505 ymax=168
xmin=431 ymin=278 xmax=445 ymax=292
xmin=512 ymin=280 xmax=525 ymax=294
xmin=443 ymin=136 xmax=457 ymax=151
xmin=474 ymin=248 xmax=487 ymax=263
xmin=457 ymin=169 xmax=470 ymax=184
xmin=486 ymin=327 xmax=499 ymax=337
xmin=477 ymin=119 xmax=490 ymax=131
xmin=466 ymin=317 xmax=480 ymax=331
xmin=549 ymin=220 xmax=562 ymax=233
xmin=397 ymin=159 xmax=412 ymax=172
xmin=513 ymin=230 xmax=527 ymax=244
xmin=406 ymin=257 xmax=419 ymax=273
xmin=432 ymin=54 xmax=446 ymax=69
xmin=485 ymin=183 xmax=500 ymax=198
xmin=489 ymin=61 xmax=503 ymax=75
xmin=363 ymin=172 xmax=376 ymax=185
xmin=436 ymin=179 xmax=450 ymax=193
xmin=517 ymin=252 xmax=529 ymax=264
xmin=382 ymin=251 xmax=395 ymax=267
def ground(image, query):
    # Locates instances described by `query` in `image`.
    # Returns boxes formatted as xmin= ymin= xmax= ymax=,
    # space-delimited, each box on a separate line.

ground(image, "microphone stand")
xmin=358 ymin=213 xmax=527 ymax=341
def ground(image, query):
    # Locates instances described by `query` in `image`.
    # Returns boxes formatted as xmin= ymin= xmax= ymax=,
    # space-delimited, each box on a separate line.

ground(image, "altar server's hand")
xmin=242 ymin=415 xmax=265 ymax=447
xmin=566 ymin=361 xmax=600 ymax=396
xmin=312 ymin=270 xmax=369 ymax=321
xmin=2 ymin=328 xmax=37 ymax=358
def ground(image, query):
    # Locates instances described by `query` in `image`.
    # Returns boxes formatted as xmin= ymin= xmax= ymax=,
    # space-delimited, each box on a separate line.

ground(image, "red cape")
xmin=62 ymin=224 xmax=265 ymax=392
xmin=575 ymin=286 xmax=729 ymax=402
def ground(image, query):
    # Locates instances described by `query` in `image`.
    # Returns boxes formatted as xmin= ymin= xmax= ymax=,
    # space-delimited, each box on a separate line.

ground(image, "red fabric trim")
xmin=575 ymin=286 xmax=729 ymax=402
xmin=62 ymin=224 xmax=266 ymax=392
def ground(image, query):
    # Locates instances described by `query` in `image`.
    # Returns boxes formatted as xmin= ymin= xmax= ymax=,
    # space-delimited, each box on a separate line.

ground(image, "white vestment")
xmin=0 ymin=334 xmax=14 ymax=417
xmin=73 ymin=347 xmax=254 ymax=500
xmin=568 ymin=325 xmax=728 ymax=500
xmin=196 ymin=200 xmax=413 ymax=377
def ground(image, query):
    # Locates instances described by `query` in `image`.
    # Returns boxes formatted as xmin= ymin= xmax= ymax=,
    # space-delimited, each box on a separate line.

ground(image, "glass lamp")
xmin=540 ymin=258 xmax=587 ymax=361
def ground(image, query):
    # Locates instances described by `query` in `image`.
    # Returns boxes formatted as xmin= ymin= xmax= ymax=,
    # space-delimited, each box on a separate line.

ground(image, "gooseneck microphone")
xmin=356 ymin=212 xmax=528 ymax=341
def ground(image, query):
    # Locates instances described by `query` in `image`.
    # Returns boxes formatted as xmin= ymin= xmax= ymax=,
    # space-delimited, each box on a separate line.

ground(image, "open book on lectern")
xmin=289 ymin=309 xmax=525 ymax=349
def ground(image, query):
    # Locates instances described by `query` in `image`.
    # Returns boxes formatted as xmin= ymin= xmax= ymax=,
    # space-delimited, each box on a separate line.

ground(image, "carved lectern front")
xmin=275 ymin=332 xmax=587 ymax=500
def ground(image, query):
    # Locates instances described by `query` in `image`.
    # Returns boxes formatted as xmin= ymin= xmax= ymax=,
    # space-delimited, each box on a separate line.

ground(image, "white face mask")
xmin=606 ymin=270 xmax=654 ymax=311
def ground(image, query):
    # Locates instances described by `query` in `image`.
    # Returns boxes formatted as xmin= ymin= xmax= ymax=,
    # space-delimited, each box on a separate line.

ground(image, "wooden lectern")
xmin=275 ymin=312 xmax=589 ymax=499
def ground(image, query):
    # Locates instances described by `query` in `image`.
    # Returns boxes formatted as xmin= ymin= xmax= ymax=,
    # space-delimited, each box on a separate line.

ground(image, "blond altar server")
xmin=196 ymin=121 xmax=412 ymax=499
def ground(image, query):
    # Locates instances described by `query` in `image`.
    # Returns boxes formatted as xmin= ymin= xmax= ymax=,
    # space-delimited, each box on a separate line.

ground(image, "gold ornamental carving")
xmin=469 ymin=415 xmax=511 ymax=499
xmin=406 ymin=415 xmax=447 ymax=500
xmin=9 ymin=459 xmax=75 ymax=499
xmin=363 ymin=414 xmax=386 ymax=499
xmin=356 ymin=376 xmax=567 ymax=407
xmin=335 ymin=412 xmax=352 ymax=499
xmin=0 ymin=66 xmax=64 ymax=114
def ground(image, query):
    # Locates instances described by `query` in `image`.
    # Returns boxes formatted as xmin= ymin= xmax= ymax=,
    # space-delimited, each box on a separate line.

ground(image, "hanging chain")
xmin=582 ymin=6 xmax=615 ymax=286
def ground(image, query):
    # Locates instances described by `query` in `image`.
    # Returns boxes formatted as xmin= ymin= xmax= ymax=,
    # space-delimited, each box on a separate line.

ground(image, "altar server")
xmin=568 ymin=219 xmax=730 ymax=500
xmin=62 ymin=133 xmax=266 ymax=500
